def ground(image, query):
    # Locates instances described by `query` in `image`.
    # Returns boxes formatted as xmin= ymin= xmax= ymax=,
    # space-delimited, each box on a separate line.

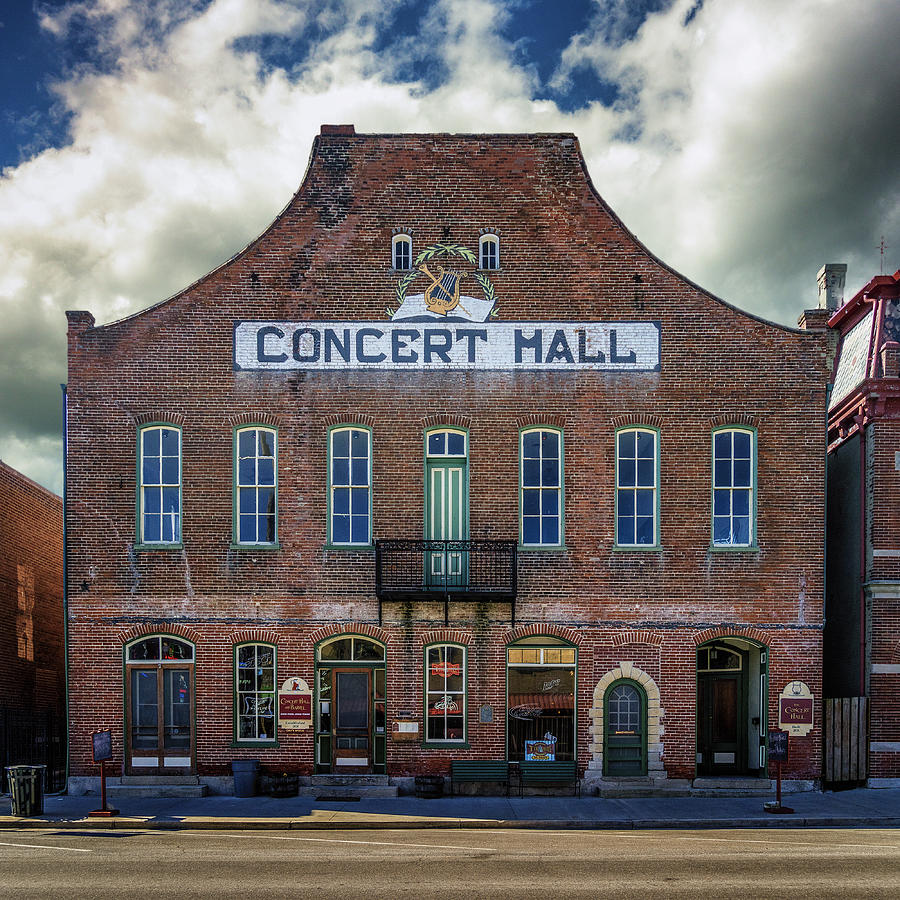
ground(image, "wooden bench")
xmin=450 ymin=760 xmax=510 ymax=796
xmin=518 ymin=761 xmax=580 ymax=796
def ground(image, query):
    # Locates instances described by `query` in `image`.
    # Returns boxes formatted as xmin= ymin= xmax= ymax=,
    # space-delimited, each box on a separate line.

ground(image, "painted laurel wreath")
xmin=390 ymin=242 xmax=498 ymax=317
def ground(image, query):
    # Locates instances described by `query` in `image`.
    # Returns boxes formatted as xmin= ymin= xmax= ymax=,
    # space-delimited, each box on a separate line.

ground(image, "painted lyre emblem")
xmin=390 ymin=242 xmax=498 ymax=322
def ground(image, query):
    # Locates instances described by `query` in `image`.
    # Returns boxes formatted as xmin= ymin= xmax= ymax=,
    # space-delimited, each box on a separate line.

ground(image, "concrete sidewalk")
xmin=1 ymin=787 xmax=898 ymax=831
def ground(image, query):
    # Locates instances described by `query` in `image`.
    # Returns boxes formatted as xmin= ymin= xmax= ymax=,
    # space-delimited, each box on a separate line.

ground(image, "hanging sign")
xmin=778 ymin=681 xmax=814 ymax=736
xmin=278 ymin=677 xmax=313 ymax=731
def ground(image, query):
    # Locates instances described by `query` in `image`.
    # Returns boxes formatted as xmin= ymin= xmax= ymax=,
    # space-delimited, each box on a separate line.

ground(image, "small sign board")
xmin=391 ymin=720 xmax=420 ymax=742
xmin=525 ymin=740 xmax=556 ymax=761
xmin=778 ymin=681 xmax=814 ymax=736
xmin=479 ymin=703 xmax=493 ymax=724
xmin=768 ymin=730 xmax=789 ymax=763
xmin=91 ymin=729 xmax=112 ymax=764
xmin=278 ymin=677 xmax=313 ymax=731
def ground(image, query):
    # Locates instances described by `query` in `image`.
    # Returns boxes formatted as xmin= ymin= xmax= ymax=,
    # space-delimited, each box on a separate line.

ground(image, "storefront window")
xmin=425 ymin=644 xmax=465 ymax=742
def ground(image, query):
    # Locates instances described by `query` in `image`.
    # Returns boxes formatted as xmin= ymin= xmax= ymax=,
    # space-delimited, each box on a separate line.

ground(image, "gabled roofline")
xmin=829 ymin=270 xmax=900 ymax=331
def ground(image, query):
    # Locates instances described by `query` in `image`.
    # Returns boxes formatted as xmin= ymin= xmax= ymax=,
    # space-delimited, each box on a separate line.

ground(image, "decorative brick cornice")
xmin=693 ymin=625 xmax=770 ymax=647
xmin=116 ymin=622 xmax=202 ymax=645
xmin=422 ymin=414 xmax=471 ymax=431
xmin=504 ymin=623 xmax=583 ymax=646
xmin=308 ymin=622 xmax=391 ymax=646
xmin=133 ymin=411 xmax=186 ymax=427
xmin=323 ymin=414 xmax=376 ymax=429
xmin=228 ymin=413 xmax=282 ymax=429
xmin=229 ymin=629 xmax=279 ymax=646
xmin=422 ymin=630 xmax=472 ymax=646
xmin=710 ymin=414 xmax=757 ymax=429
xmin=517 ymin=414 xmax=566 ymax=430
xmin=610 ymin=415 xmax=662 ymax=429
xmin=612 ymin=630 xmax=663 ymax=648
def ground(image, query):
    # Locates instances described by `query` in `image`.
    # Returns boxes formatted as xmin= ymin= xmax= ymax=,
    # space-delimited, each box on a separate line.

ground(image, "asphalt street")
xmin=1 ymin=827 xmax=898 ymax=898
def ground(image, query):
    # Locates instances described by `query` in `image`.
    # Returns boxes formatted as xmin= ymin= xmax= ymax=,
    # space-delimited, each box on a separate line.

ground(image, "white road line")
xmin=181 ymin=832 xmax=496 ymax=852
xmin=672 ymin=835 xmax=900 ymax=850
xmin=0 ymin=840 xmax=93 ymax=853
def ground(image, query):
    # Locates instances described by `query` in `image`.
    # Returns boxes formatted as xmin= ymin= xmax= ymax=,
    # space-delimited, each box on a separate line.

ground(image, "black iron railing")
xmin=375 ymin=539 xmax=517 ymax=624
xmin=0 ymin=707 xmax=67 ymax=793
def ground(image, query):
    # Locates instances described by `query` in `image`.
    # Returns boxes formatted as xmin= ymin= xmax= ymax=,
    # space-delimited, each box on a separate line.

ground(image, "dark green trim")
xmin=135 ymin=421 xmax=183 ymax=547
xmin=326 ymin=423 xmax=373 ymax=548
xmin=322 ymin=543 xmax=374 ymax=552
xmin=613 ymin=425 xmax=661 ymax=550
xmin=232 ymin=424 xmax=279 ymax=548
xmin=518 ymin=544 xmax=568 ymax=553
xmin=518 ymin=425 xmax=565 ymax=549
xmin=422 ymin=741 xmax=471 ymax=750
xmin=708 ymin=544 xmax=759 ymax=553
xmin=232 ymin=641 xmax=278 ymax=746
xmin=423 ymin=426 xmax=470 ymax=543
xmin=602 ymin=677 xmax=648 ymax=777
xmin=710 ymin=425 xmax=758 ymax=550
xmin=422 ymin=640 xmax=468 ymax=746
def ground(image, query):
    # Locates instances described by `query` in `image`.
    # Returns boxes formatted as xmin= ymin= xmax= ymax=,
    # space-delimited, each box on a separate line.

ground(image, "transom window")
xmin=318 ymin=636 xmax=385 ymax=661
xmin=521 ymin=428 xmax=562 ymax=546
xmin=479 ymin=234 xmax=499 ymax=270
xmin=712 ymin=428 xmax=754 ymax=547
xmin=329 ymin=426 xmax=371 ymax=545
xmin=127 ymin=636 xmax=194 ymax=662
xmin=426 ymin=430 xmax=466 ymax=457
xmin=235 ymin=644 xmax=276 ymax=742
xmin=139 ymin=425 xmax=181 ymax=544
xmin=236 ymin=427 xmax=277 ymax=545
xmin=616 ymin=428 xmax=658 ymax=546
xmin=425 ymin=644 xmax=466 ymax=742
xmin=392 ymin=234 xmax=412 ymax=270
xmin=697 ymin=645 xmax=743 ymax=672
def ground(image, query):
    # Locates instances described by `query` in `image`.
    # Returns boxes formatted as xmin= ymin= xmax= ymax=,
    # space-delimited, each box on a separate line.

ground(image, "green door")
xmin=426 ymin=461 xmax=468 ymax=587
xmin=604 ymin=680 xmax=646 ymax=776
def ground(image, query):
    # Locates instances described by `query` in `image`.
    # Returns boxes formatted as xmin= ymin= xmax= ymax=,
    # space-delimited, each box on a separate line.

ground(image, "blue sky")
xmin=0 ymin=0 xmax=898 ymax=494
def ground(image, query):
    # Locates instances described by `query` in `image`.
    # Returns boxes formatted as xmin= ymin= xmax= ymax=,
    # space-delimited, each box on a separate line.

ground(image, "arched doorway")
xmin=124 ymin=635 xmax=195 ymax=774
xmin=604 ymin=680 xmax=647 ymax=776
xmin=315 ymin=635 xmax=386 ymax=774
xmin=696 ymin=638 xmax=768 ymax=776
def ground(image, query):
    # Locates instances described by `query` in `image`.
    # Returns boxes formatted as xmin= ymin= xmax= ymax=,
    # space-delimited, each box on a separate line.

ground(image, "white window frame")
xmin=615 ymin=427 xmax=659 ymax=548
xmin=328 ymin=425 xmax=372 ymax=546
xmin=479 ymin=233 xmax=499 ymax=270
xmin=520 ymin=427 xmax=563 ymax=547
xmin=138 ymin=424 xmax=182 ymax=545
xmin=711 ymin=427 xmax=755 ymax=548
xmin=392 ymin=234 xmax=412 ymax=270
xmin=235 ymin=426 xmax=278 ymax=546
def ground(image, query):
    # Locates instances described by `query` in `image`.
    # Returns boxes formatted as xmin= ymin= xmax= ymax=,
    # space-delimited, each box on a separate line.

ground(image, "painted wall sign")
xmin=778 ymin=681 xmax=814 ymax=736
xmin=278 ymin=677 xmax=312 ymax=731
xmin=234 ymin=321 xmax=661 ymax=372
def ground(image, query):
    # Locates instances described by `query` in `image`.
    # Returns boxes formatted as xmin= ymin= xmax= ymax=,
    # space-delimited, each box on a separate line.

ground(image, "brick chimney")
xmin=817 ymin=263 xmax=847 ymax=311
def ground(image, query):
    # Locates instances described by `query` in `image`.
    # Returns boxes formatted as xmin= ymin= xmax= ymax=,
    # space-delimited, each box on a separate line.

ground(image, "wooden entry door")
xmin=605 ymin=682 xmax=646 ymax=776
xmin=332 ymin=669 xmax=372 ymax=773
xmin=126 ymin=665 xmax=194 ymax=774
xmin=697 ymin=672 xmax=745 ymax=775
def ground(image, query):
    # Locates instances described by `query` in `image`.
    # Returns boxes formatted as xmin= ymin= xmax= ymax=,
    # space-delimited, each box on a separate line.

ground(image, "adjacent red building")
xmin=65 ymin=127 xmax=828 ymax=796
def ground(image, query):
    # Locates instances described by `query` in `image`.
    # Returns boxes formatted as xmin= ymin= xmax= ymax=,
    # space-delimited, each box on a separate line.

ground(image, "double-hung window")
xmin=479 ymin=234 xmax=499 ymax=270
xmin=329 ymin=426 xmax=371 ymax=545
xmin=520 ymin=428 xmax=563 ymax=546
xmin=235 ymin=427 xmax=277 ymax=545
xmin=615 ymin=428 xmax=658 ymax=546
xmin=392 ymin=234 xmax=412 ymax=270
xmin=712 ymin=428 xmax=755 ymax=547
xmin=425 ymin=644 xmax=466 ymax=743
xmin=139 ymin=424 xmax=181 ymax=544
xmin=235 ymin=643 xmax=276 ymax=743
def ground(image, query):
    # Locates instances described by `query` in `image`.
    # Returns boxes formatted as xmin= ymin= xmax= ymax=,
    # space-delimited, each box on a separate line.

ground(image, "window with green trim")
xmin=425 ymin=644 xmax=465 ymax=742
xmin=235 ymin=643 xmax=276 ymax=742
xmin=236 ymin=427 xmax=277 ymax=545
xmin=712 ymin=428 xmax=754 ymax=546
xmin=139 ymin=425 xmax=181 ymax=544
xmin=615 ymin=428 xmax=657 ymax=546
xmin=521 ymin=428 xmax=562 ymax=546
xmin=329 ymin=426 xmax=371 ymax=545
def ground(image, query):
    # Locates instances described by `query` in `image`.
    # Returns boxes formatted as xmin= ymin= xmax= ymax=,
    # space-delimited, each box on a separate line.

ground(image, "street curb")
xmin=2 ymin=815 xmax=898 ymax=831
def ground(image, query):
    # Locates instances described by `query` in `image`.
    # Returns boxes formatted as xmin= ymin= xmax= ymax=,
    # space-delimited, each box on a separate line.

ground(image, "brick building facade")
xmin=65 ymin=127 xmax=827 ymax=795
xmin=826 ymin=267 xmax=900 ymax=786
xmin=0 ymin=460 xmax=66 ymax=789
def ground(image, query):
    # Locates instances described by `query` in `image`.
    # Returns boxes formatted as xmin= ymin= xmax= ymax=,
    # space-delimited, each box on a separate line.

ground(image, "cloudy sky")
xmin=1 ymin=0 xmax=898 ymax=496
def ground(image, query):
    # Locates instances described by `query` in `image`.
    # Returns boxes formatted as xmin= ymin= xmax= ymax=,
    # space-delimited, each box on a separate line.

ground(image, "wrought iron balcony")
xmin=374 ymin=539 xmax=518 ymax=623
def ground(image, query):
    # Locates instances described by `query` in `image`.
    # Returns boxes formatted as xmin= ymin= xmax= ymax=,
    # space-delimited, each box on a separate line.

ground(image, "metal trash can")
xmin=6 ymin=765 xmax=46 ymax=817
xmin=231 ymin=759 xmax=259 ymax=797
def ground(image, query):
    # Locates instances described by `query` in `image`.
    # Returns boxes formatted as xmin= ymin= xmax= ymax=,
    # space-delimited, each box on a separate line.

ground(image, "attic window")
xmin=479 ymin=234 xmax=499 ymax=270
xmin=392 ymin=234 xmax=412 ymax=270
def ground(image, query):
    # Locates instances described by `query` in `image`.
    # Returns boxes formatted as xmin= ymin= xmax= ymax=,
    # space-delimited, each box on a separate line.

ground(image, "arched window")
xmin=604 ymin=679 xmax=647 ymax=776
xmin=138 ymin=424 xmax=181 ymax=545
xmin=424 ymin=643 xmax=466 ymax=744
xmin=520 ymin=427 xmax=563 ymax=547
xmin=712 ymin=427 xmax=756 ymax=547
xmin=615 ymin=427 xmax=659 ymax=547
xmin=328 ymin=425 xmax=372 ymax=546
xmin=235 ymin=426 xmax=277 ymax=545
xmin=392 ymin=234 xmax=412 ymax=270
xmin=479 ymin=233 xmax=499 ymax=270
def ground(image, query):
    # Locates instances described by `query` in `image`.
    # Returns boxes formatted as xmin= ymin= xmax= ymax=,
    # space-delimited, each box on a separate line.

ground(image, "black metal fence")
xmin=1 ymin=707 xmax=67 ymax=794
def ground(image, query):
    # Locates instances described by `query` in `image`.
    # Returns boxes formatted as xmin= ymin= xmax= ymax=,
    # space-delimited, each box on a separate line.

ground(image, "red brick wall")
xmin=65 ymin=132 xmax=827 ymax=781
xmin=0 ymin=461 xmax=64 ymax=714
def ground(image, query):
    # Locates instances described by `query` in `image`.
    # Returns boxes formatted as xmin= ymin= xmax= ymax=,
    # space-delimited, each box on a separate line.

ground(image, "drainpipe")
xmin=857 ymin=414 xmax=866 ymax=697
xmin=61 ymin=383 xmax=70 ymax=792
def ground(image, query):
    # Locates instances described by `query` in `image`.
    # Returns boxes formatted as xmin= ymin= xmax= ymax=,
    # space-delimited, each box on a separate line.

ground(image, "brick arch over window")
xmin=710 ymin=413 xmax=757 ymax=429
xmin=229 ymin=629 xmax=279 ymax=646
xmin=610 ymin=414 xmax=662 ymax=430
xmin=133 ymin=411 xmax=186 ymax=427
xmin=516 ymin=414 xmax=566 ymax=430
xmin=228 ymin=413 xmax=282 ymax=428
xmin=116 ymin=622 xmax=201 ymax=645
xmin=422 ymin=630 xmax=472 ymax=646
xmin=503 ymin=623 xmax=583 ymax=645
xmin=309 ymin=623 xmax=392 ymax=646
xmin=422 ymin=414 xmax=471 ymax=431
xmin=693 ymin=625 xmax=770 ymax=647
xmin=587 ymin=663 xmax=663 ymax=778
xmin=612 ymin=631 xmax=663 ymax=648
xmin=323 ymin=413 xmax=376 ymax=429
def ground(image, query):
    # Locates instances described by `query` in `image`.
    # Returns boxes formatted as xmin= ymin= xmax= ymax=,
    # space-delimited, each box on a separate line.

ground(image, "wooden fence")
xmin=823 ymin=697 xmax=868 ymax=784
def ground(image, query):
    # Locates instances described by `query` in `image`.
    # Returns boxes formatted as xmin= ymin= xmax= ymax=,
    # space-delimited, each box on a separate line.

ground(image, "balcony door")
xmin=425 ymin=430 xmax=468 ymax=588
